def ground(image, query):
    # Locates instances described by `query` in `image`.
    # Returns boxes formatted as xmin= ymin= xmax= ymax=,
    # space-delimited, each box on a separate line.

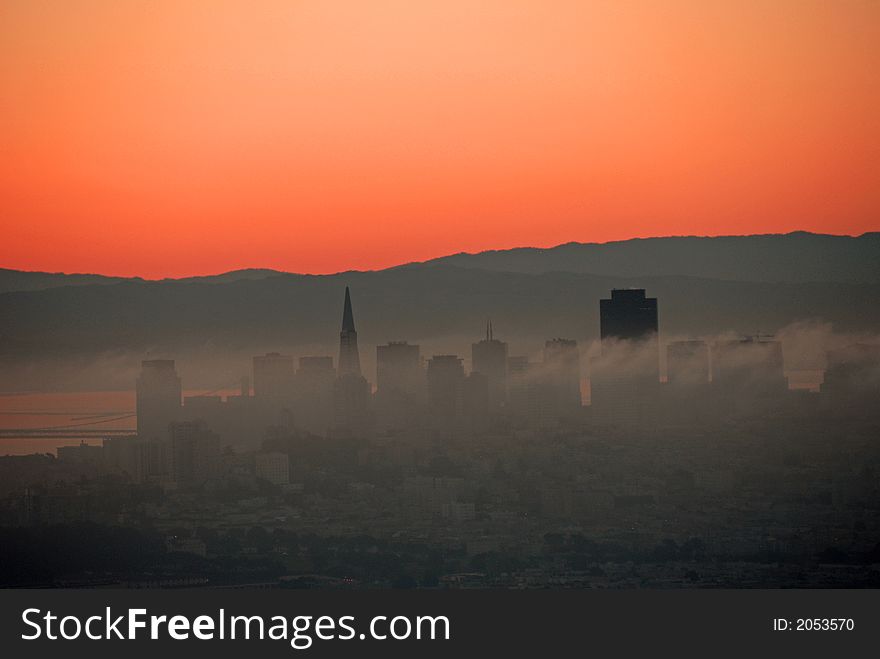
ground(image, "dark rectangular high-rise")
xmin=599 ymin=288 xmax=659 ymax=343
xmin=592 ymin=288 xmax=660 ymax=426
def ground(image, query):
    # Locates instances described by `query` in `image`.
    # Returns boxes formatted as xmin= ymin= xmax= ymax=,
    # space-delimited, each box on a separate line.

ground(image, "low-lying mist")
xmin=2 ymin=320 xmax=878 ymax=395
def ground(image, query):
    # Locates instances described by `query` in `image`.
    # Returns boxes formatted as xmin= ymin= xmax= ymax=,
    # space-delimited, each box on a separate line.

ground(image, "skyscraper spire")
xmin=338 ymin=286 xmax=361 ymax=376
xmin=342 ymin=286 xmax=356 ymax=333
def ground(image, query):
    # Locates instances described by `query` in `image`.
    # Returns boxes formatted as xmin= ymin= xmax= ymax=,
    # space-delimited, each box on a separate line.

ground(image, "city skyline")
xmin=35 ymin=283 xmax=808 ymax=462
xmin=127 ymin=284 xmax=816 ymax=429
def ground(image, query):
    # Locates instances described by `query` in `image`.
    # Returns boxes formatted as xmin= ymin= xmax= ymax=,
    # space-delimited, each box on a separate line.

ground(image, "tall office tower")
xmin=599 ymin=288 xmax=659 ymax=378
xmin=295 ymin=356 xmax=336 ymax=434
xmin=426 ymin=355 xmax=465 ymax=419
xmin=333 ymin=288 xmax=371 ymax=433
xmin=667 ymin=340 xmax=710 ymax=386
xmin=600 ymin=288 xmax=659 ymax=343
xmin=539 ymin=339 xmax=582 ymax=417
xmin=592 ymin=289 xmax=661 ymax=426
xmin=253 ymin=352 xmax=295 ymax=402
xmin=136 ymin=359 xmax=182 ymax=441
xmin=471 ymin=321 xmax=508 ymax=411
xmin=169 ymin=419 xmax=220 ymax=487
xmin=338 ymin=286 xmax=362 ymax=377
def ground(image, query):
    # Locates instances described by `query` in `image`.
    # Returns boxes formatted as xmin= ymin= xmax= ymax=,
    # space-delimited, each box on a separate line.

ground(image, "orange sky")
xmin=1 ymin=0 xmax=878 ymax=278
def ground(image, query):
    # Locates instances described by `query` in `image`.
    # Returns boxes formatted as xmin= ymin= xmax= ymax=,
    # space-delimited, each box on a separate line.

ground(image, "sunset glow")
xmin=2 ymin=0 xmax=878 ymax=277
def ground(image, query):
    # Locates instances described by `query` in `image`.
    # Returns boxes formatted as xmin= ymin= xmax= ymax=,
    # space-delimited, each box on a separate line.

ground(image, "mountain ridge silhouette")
xmin=2 ymin=231 xmax=878 ymax=294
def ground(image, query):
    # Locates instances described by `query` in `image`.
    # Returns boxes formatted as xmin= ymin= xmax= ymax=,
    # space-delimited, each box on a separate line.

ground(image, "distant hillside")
xmin=3 ymin=233 xmax=879 ymax=296
xmin=175 ymin=269 xmax=285 ymax=285
xmin=0 ymin=268 xmax=133 ymax=294
xmin=0 ymin=268 xmax=283 ymax=294
xmin=423 ymin=232 xmax=880 ymax=283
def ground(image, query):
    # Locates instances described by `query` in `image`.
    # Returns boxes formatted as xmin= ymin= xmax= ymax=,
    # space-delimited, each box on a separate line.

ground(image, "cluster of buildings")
xmin=54 ymin=285 xmax=875 ymax=489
